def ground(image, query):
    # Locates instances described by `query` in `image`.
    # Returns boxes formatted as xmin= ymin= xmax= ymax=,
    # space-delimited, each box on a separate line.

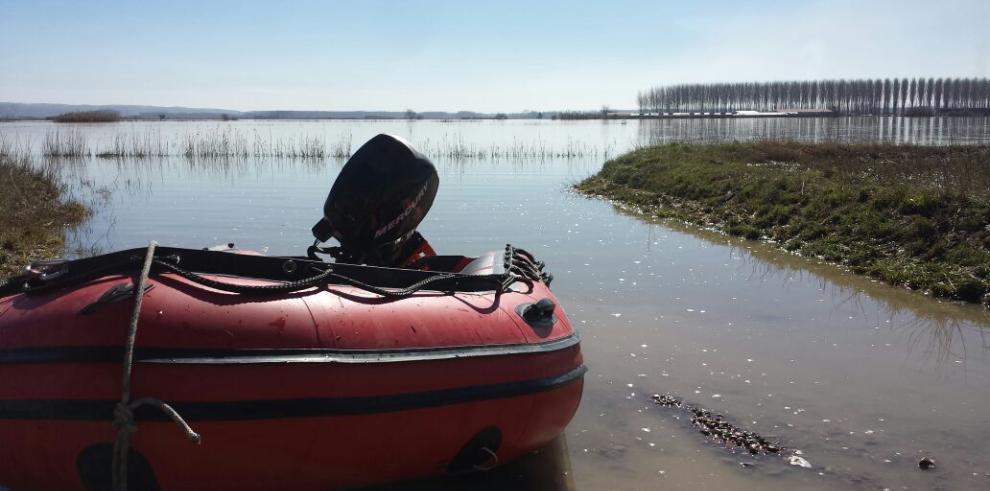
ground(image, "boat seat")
xmin=456 ymin=251 xmax=499 ymax=276
xmin=407 ymin=251 xmax=499 ymax=276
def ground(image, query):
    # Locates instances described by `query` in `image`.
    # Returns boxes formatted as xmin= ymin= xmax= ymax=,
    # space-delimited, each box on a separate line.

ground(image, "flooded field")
xmin=2 ymin=117 xmax=990 ymax=490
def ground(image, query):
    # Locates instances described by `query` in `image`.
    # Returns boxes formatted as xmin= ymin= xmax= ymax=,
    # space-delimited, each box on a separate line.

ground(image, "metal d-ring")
xmin=472 ymin=447 xmax=499 ymax=471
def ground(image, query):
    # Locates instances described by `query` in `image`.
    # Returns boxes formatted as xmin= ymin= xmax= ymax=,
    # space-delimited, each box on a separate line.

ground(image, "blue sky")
xmin=1 ymin=0 xmax=987 ymax=111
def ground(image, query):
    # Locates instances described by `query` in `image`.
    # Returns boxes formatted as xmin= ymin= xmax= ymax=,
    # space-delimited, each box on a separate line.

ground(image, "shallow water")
xmin=2 ymin=117 xmax=990 ymax=490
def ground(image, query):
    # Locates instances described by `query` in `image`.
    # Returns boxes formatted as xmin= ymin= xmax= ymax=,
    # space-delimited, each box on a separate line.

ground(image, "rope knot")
xmin=112 ymin=402 xmax=137 ymax=436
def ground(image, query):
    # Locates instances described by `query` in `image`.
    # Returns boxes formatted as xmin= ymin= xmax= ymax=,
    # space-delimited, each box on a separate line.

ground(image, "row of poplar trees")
xmin=637 ymin=78 xmax=990 ymax=115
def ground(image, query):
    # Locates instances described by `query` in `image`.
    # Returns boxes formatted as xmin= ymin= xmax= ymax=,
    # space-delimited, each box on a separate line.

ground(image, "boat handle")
xmin=25 ymin=259 xmax=69 ymax=281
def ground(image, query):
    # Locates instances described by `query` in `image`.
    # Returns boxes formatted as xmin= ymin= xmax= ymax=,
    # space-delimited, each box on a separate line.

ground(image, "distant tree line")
xmin=555 ymin=111 xmax=606 ymax=120
xmin=555 ymin=107 xmax=620 ymax=120
xmin=637 ymin=78 xmax=990 ymax=115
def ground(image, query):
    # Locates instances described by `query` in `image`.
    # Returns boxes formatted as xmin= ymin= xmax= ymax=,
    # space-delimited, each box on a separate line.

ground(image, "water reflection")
xmin=560 ymin=196 xmax=990 ymax=490
xmin=359 ymin=437 xmax=574 ymax=491
xmin=638 ymin=116 xmax=990 ymax=146
xmin=644 ymin=213 xmax=990 ymax=367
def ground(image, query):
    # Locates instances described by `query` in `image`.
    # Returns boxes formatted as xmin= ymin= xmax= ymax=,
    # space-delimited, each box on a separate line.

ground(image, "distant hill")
xmin=0 ymin=102 xmax=241 ymax=120
xmin=0 ymin=102 xmax=625 ymax=121
xmin=243 ymin=110 xmax=492 ymax=120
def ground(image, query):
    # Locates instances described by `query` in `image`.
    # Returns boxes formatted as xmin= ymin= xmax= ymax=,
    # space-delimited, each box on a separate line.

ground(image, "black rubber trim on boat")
xmin=1 ymin=246 xmax=523 ymax=298
xmin=0 ymin=365 xmax=586 ymax=421
xmin=0 ymin=333 xmax=580 ymax=365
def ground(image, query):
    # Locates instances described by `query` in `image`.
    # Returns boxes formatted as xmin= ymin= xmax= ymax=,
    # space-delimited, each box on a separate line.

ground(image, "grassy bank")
xmin=577 ymin=141 xmax=990 ymax=307
xmin=0 ymin=154 xmax=89 ymax=277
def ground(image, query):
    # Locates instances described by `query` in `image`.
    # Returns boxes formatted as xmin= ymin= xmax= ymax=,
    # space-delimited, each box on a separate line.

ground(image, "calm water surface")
xmin=2 ymin=118 xmax=990 ymax=490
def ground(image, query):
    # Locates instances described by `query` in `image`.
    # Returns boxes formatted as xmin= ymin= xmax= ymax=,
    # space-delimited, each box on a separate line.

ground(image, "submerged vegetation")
xmin=39 ymin=127 xmax=350 ymax=159
xmin=578 ymin=141 xmax=990 ymax=306
xmin=178 ymin=129 xmax=340 ymax=159
xmin=414 ymin=134 xmax=613 ymax=159
xmin=42 ymin=128 xmax=88 ymax=157
xmin=96 ymin=131 xmax=170 ymax=158
xmin=30 ymin=128 xmax=607 ymax=160
xmin=0 ymin=151 xmax=89 ymax=277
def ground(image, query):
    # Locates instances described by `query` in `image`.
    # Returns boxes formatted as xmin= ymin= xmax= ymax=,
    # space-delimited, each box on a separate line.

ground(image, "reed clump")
xmin=79 ymin=127 xmax=347 ymax=159
xmin=29 ymin=126 xmax=614 ymax=160
xmin=577 ymin=141 xmax=990 ymax=306
xmin=0 ymin=133 xmax=32 ymax=159
xmin=183 ymin=129 xmax=342 ymax=159
xmin=415 ymin=134 xmax=612 ymax=159
xmin=330 ymin=134 xmax=352 ymax=158
xmin=96 ymin=131 xmax=169 ymax=158
xmin=183 ymin=128 xmax=249 ymax=158
xmin=42 ymin=129 xmax=89 ymax=157
xmin=30 ymin=128 xmax=603 ymax=161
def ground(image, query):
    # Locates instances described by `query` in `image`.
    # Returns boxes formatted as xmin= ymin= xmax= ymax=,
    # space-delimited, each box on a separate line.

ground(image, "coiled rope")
xmin=6 ymin=245 xmax=534 ymax=299
xmin=152 ymin=258 xmax=336 ymax=295
xmin=153 ymin=257 xmax=513 ymax=298
xmin=112 ymin=241 xmax=201 ymax=491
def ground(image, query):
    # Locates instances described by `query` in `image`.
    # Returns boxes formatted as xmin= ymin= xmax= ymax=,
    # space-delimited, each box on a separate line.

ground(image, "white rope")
xmin=111 ymin=241 xmax=201 ymax=491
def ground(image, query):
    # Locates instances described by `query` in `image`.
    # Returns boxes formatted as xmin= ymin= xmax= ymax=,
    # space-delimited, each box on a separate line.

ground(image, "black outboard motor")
xmin=311 ymin=134 xmax=439 ymax=266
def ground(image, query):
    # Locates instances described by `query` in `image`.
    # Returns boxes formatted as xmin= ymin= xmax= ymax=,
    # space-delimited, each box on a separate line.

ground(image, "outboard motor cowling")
xmin=312 ymin=134 xmax=439 ymax=265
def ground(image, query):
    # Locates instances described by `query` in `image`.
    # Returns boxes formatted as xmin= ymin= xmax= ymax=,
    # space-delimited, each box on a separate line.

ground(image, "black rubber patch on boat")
xmin=77 ymin=443 xmax=161 ymax=491
xmin=448 ymin=426 xmax=502 ymax=473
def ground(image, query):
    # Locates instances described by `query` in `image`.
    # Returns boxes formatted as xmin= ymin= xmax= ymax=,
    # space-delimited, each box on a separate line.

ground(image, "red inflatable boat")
xmin=0 ymin=135 xmax=585 ymax=490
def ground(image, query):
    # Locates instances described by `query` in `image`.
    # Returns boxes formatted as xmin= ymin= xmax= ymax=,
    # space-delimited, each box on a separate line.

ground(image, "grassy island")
xmin=0 ymin=154 xmax=89 ymax=277
xmin=51 ymin=110 xmax=121 ymax=123
xmin=577 ymin=141 xmax=990 ymax=307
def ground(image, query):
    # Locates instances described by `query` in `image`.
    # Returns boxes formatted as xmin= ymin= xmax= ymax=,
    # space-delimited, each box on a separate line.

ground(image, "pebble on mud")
xmin=918 ymin=457 xmax=936 ymax=470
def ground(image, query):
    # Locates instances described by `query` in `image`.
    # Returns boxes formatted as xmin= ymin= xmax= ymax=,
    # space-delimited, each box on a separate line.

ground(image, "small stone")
xmin=918 ymin=457 xmax=936 ymax=470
